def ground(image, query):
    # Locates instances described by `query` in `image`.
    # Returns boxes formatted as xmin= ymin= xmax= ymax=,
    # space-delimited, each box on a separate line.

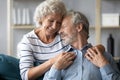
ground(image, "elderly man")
xmin=43 ymin=10 xmax=120 ymax=80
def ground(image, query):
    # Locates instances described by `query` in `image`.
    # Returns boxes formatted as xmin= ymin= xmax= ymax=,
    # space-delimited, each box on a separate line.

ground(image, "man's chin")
xmin=62 ymin=40 xmax=69 ymax=46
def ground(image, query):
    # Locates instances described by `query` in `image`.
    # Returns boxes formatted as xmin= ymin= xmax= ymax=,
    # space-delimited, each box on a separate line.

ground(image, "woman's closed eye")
xmin=56 ymin=21 xmax=61 ymax=26
xmin=48 ymin=19 xmax=54 ymax=23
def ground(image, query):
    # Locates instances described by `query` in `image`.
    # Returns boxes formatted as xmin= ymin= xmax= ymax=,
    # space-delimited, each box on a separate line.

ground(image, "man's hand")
xmin=85 ymin=47 xmax=109 ymax=68
xmin=53 ymin=52 xmax=76 ymax=70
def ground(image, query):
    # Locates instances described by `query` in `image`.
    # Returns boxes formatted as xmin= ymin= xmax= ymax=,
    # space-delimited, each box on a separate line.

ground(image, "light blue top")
xmin=43 ymin=43 xmax=120 ymax=80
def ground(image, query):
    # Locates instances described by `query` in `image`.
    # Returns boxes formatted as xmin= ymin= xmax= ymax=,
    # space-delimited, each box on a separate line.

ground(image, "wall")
xmin=12 ymin=0 xmax=43 ymax=56
xmin=0 ymin=0 xmax=7 ymax=54
xmin=101 ymin=0 xmax=120 ymax=57
xmin=63 ymin=0 xmax=96 ymax=46
xmin=64 ymin=0 xmax=120 ymax=57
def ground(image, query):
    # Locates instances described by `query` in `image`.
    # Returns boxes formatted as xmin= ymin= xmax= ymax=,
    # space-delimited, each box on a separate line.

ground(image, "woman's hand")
xmin=52 ymin=52 xmax=76 ymax=70
xmin=85 ymin=47 xmax=109 ymax=68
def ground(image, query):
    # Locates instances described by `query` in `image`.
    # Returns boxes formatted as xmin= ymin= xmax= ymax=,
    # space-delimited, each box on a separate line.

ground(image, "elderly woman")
xmin=17 ymin=0 xmax=68 ymax=80
xmin=17 ymin=0 xmax=104 ymax=80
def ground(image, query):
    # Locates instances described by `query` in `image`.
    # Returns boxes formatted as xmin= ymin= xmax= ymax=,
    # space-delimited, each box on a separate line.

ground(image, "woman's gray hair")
xmin=34 ymin=0 xmax=66 ymax=27
xmin=66 ymin=10 xmax=89 ymax=38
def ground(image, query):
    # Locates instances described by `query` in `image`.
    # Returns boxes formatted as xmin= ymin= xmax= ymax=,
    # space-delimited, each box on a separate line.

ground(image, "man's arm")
xmin=43 ymin=66 xmax=62 ymax=80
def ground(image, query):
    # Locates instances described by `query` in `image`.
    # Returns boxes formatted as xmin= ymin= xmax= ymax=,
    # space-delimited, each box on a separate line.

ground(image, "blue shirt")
xmin=43 ymin=43 xmax=120 ymax=80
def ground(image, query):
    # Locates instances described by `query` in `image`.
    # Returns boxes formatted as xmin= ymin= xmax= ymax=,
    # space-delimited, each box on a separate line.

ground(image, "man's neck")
xmin=71 ymin=36 xmax=88 ymax=50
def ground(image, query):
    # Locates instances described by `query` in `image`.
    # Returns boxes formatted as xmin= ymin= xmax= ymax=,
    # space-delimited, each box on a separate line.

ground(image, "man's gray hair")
xmin=34 ymin=0 xmax=66 ymax=27
xmin=66 ymin=10 xmax=89 ymax=38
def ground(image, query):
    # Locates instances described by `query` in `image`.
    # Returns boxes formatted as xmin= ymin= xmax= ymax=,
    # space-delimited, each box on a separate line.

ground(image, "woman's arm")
xmin=28 ymin=58 xmax=55 ymax=80
xmin=43 ymin=52 xmax=76 ymax=80
xmin=18 ymin=35 xmax=59 ymax=80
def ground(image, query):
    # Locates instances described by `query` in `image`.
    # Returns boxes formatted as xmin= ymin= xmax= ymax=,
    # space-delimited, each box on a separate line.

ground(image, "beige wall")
xmin=0 ymin=0 xmax=7 ymax=54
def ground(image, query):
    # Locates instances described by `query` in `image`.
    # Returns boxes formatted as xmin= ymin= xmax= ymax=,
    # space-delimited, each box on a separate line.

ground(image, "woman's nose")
xmin=52 ymin=23 xmax=57 ymax=29
xmin=51 ymin=22 xmax=57 ymax=29
xmin=52 ymin=22 xmax=60 ymax=30
xmin=59 ymin=28 xmax=62 ymax=34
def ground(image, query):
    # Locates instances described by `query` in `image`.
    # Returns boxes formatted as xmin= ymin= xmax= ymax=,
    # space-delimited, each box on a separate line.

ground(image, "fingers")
xmin=65 ymin=60 xmax=74 ymax=68
xmin=53 ymin=52 xmax=76 ymax=70
xmin=59 ymin=52 xmax=76 ymax=63
xmin=94 ymin=44 xmax=105 ymax=54
xmin=94 ymin=47 xmax=101 ymax=55
xmin=85 ymin=53 xmax=92 ymax=61
xmin=87 ymin=48 xmax=97 ymax=58
xmin=91 ymin=46 xmax=103 ymax=56
xmin=63 ymin=52 xmax=76 ymax=61
xmin=85 ymin=47 xmax=98 ymax=61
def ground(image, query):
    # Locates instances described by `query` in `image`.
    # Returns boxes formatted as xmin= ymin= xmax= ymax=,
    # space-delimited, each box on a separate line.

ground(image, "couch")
xmin=0 ymin=54 xmax=44 ymax=80
xmin=0 ymin=54 xmax=21 ymax=80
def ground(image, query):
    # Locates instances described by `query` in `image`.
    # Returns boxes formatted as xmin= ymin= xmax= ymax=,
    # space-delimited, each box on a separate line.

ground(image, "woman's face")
xmin=41 ymin=13 xmax=62 ymax=36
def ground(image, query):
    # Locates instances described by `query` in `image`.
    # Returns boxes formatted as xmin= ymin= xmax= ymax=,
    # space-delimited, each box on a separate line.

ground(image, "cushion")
xmin=0 ymin=54 xmax=21 ymax=80
xmin=0 ymin=54 xmax=44 ymax=80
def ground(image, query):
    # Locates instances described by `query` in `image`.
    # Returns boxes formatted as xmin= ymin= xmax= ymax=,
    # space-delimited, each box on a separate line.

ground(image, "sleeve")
xmin=100 ymin=52 xmax=120 ymax=80
xmin=43 ymin=66 xmax=62 ymax=80
xmin=17 ymin=35 xmax=35 ymax=80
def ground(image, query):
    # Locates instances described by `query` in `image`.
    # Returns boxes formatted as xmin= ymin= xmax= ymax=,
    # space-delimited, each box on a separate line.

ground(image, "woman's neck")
xmin=35 ymin=28 xmax=56 ymax=44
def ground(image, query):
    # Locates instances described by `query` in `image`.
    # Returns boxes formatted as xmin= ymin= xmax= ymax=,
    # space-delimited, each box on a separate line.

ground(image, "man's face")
xmin=59 ymin=16 xmax=77 ymax=45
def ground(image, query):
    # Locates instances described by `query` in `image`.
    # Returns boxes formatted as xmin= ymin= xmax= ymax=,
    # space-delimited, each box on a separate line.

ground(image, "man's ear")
xmin=76 ymin=23 xmax=83 ymax=32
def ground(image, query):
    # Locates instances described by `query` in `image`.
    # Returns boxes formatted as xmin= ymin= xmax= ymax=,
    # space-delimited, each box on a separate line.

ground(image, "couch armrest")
xmin=0 ymin=54 xmax=21 ymax=80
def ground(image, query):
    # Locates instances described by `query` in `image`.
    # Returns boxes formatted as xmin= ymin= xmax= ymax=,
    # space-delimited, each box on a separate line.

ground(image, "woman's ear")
xmin=76 ymin=23 xmax=83 ymax=32
xmin=39 ymin=16 xmax=46 ymax=25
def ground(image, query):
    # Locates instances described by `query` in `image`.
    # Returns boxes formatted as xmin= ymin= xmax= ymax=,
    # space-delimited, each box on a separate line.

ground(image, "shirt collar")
xmin=66 ymin=43 xmax=92 ymax=55
xmin=81 ymin=43 xmax=92 ymax=55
